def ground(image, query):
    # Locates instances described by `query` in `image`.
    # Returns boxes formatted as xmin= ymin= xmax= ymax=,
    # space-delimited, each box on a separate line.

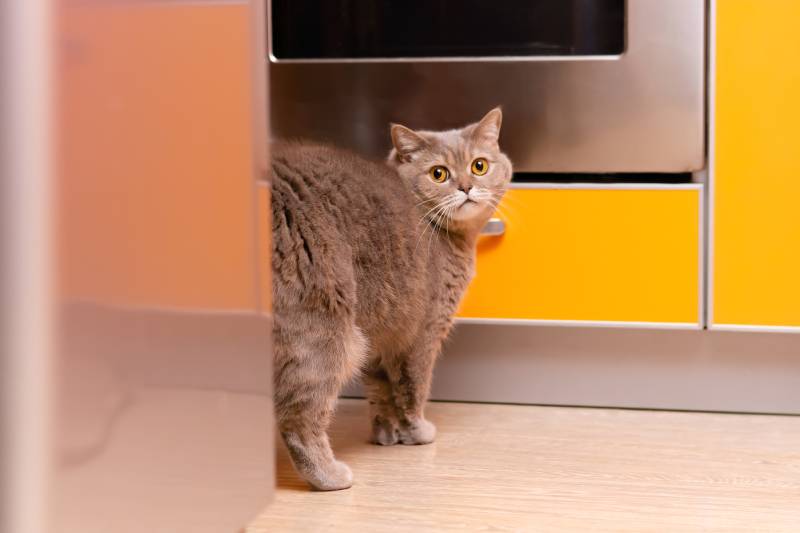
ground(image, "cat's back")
xmin=272 ymin=140 xmax=399 ymax=187
xmin=270 ymin=141 xmax=409 ymax=220
xmin=270 ymin=140 xmax=418 ymax=313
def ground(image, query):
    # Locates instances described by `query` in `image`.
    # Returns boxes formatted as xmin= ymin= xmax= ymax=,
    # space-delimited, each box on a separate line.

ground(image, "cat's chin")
xmin=448 ymin=200 xmax=490 ymax=223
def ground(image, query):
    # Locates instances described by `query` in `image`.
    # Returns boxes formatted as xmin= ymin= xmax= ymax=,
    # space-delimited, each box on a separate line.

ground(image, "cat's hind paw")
xmin=398 ymin=418 xmax=436 ymax=445
xmin=370 ymin=416 xmax=400 ymax=446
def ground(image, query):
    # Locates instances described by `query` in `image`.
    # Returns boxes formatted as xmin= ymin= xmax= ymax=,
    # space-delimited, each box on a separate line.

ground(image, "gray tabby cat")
xmin=271 ymin=108 xmax=511 ymax=490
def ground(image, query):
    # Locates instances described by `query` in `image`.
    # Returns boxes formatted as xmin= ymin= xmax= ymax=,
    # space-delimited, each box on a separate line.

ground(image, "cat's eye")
xmin=429 ymin=165 xmax=449 ymax=183
xmin=471 ymin=158 xmax=489 ymax=176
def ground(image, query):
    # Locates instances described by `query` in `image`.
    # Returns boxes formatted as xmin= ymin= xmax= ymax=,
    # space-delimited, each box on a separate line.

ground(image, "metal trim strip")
xmin=507 ymin=183 xmax=703 ymax=191
xmin=455 ymin=318 xmax=701 ymax=331
xmin=710 ymin=324 xmax=800 ymax=334
xmin=708 ymin=0 xmax=718 ymax=327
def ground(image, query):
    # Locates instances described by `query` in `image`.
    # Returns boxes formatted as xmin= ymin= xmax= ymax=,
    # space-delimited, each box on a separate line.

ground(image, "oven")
xmin=268 ymin=0 xmax=705 ymax=175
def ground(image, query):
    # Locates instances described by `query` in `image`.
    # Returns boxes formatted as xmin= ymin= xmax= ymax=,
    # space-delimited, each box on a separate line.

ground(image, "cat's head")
xmin=388 ymin=108 xmax=512 ymax=230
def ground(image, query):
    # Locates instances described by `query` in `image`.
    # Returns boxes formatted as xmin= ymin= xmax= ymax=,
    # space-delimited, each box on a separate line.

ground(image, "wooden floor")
xmin=249 ymin=399 xmax=800 ymax=532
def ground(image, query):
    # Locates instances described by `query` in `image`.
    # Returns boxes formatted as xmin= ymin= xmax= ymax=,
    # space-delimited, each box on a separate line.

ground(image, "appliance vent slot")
xmin=512 ymin=173 xmax=693 ymax=184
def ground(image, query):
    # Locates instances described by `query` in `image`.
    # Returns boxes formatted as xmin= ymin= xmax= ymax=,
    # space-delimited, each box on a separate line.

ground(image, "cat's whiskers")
xmin=487 ymin=194 xmax=508 ymax=214
xmin=441 ymin=199 xmax=458 ymax=248
xmin=413 ymin=195 xmax=460 ymax=256
xmin=425 ymin=209 xmax=443 ymax=259
xmin=435 ymin=203 xmax=455 ymax=258
xmin=426 ymin=198 xmax=458 ymax=259
xmin=500 ymin=199 xmax=520 ymax=222
xmin=414 ymin=197 xmax=451 ymax=252
xmin=471 ymin=188 xmax=505 ymax=212
xmin=415 ymin=194 xmax=457 ymax=229
xmin=493 ymin=204 xmax=514 ymax=227
xmin=488 ymin=194 xmax=518 ymax=229
xmin=423 ymin=194 xmax=463 ymax=257
xmin=423 ymin=203 xmax=448 ymax=258
xmin=470 ymin=187 xmax=494 ymax=201
xmin=490 ymin=189 xmax=517 ymax=209
xmin=431 ymin=196 xmax=461 ymax=230
xmin=444 ymin=200 xmax=454 ymax=239
xmin=494 ymin=190 xmax=522 ymax=205
xmin=413 ymin=208 xmax=439 ymax=256
xmin=467 ymin=188 xmax=515 ymax=227
xmin=432 ymin=193 xmax=461 ymax=221
xmin=492 ymin=192 xmax=522 ymax=218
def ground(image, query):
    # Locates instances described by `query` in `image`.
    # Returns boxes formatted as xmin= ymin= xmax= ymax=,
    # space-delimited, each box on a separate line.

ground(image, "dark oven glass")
xmin=271 ymin=0 xmax=626 ymax=59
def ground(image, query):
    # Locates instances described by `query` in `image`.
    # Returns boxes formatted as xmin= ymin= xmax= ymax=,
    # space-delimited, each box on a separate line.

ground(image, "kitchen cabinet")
xmin=458 ymin=186 xmax=702 ymax=326
xmin=713 ymin=1 xmax=800 ymax=329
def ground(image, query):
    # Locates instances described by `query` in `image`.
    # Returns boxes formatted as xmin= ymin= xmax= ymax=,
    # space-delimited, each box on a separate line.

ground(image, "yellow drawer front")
xmin=714 ymin=2 xmax=800 ymax=327
xmin=458 ymin=188 xmax=701 ymax=324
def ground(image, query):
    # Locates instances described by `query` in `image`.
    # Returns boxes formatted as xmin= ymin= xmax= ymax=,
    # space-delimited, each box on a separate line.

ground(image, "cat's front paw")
xmin=370 ymin=415 xmax=399 ymax=446
xmin=307 ymin=459 xmax=353 ymax=491
xmin=398 ymin=418 xmax=436 ymax=445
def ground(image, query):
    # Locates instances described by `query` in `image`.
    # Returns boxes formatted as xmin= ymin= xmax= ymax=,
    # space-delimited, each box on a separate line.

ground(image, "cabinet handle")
xmin=480 ymin=218 xmax=505 ymax=236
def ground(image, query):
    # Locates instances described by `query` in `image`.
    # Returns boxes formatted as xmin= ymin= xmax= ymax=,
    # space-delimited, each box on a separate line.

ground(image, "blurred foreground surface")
xmin=2 ymin=1 xmax=273 ymax=531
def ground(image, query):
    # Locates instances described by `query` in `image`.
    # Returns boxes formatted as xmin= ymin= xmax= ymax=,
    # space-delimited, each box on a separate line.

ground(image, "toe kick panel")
xmin=458 ymin=186 xmax=702 ymax=327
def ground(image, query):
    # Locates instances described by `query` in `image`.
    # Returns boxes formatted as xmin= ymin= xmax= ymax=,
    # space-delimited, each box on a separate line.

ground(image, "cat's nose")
xmin=458 ymin=184 xmax=473 ymax=194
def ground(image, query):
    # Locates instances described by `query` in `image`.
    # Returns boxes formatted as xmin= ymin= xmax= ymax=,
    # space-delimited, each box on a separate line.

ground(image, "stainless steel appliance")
xmin=268 ymin=0 xmax=705 ymax=174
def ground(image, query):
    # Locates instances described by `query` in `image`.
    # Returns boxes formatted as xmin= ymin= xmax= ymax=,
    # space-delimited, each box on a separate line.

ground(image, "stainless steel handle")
xmin=480 ymin=218 xmax=505 ymax=236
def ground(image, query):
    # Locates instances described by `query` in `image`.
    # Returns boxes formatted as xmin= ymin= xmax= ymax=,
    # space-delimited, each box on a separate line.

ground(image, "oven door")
xmin=268 ymin=0 xmax=705 ymax=173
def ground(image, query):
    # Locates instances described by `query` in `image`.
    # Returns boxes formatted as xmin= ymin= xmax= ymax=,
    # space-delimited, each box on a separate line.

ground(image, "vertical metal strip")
xmin=1 ymin=0 xmax=54 ymax=530
xmin=706 ymin=0 xmax=717 ymax=328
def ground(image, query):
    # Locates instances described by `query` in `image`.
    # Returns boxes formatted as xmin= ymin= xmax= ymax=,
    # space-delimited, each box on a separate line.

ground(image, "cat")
xmin=270 ymin=108 xmax=511 ymax=490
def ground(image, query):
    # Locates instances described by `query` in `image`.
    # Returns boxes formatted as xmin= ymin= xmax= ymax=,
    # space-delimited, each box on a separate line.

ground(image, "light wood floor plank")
xmin=249 ymin=399 xmax=800 ymax=532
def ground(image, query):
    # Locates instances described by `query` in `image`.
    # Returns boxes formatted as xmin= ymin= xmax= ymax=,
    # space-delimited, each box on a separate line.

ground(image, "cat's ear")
xmin=471 ymin=107 xmax=503 ymax=143
xmin=390 ymin=124 xmax=427 ymax=161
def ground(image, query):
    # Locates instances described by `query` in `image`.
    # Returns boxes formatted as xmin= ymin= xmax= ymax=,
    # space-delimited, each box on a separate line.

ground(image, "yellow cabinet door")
xmin=714 ymin=1 xmax=800 ymax=328
xmin=458 ymin=187 xmax=701 ymax=326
